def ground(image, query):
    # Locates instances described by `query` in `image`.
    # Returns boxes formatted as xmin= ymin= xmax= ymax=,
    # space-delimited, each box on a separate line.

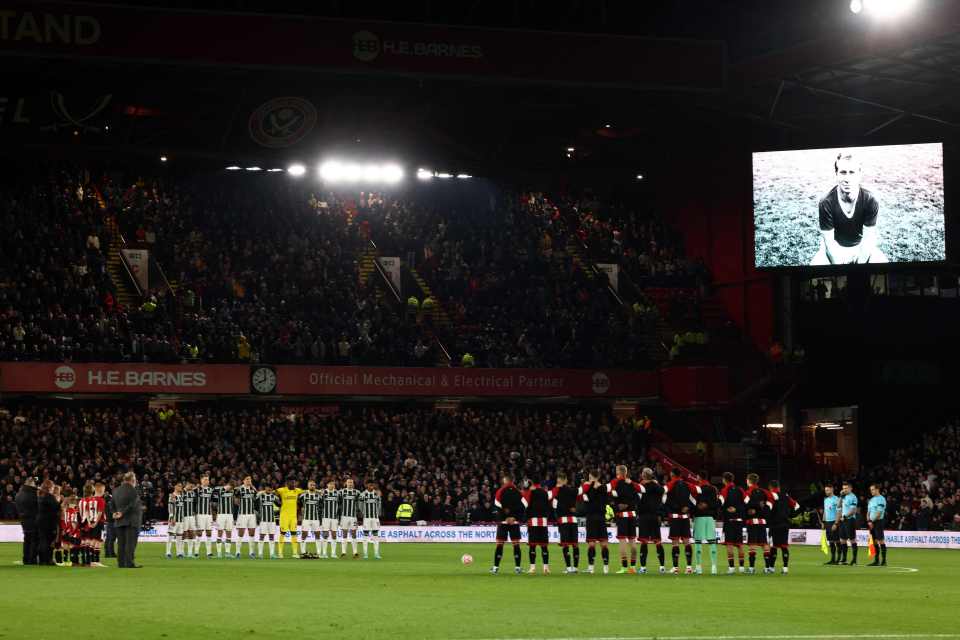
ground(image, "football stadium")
xmin=2 ymin=1 xmax=960 ymax=639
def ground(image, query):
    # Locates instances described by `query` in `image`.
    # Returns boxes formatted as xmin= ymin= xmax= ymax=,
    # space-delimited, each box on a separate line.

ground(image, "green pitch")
xmin=0 ymin=543 xmax=958 ymax=640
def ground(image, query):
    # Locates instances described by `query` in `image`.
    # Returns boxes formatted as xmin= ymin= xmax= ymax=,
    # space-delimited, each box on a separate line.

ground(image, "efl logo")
xmin=353 ymin=31 xmax=381 ymax=62
xmin=591 ymin=372 xmax=610 ymax=395
xmin=54 ymin=365 xmax=76 ymax=390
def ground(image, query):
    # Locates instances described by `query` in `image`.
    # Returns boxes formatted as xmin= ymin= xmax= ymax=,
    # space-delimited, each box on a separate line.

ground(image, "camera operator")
xmin=15 ymin=478 xmax=39 ymax=565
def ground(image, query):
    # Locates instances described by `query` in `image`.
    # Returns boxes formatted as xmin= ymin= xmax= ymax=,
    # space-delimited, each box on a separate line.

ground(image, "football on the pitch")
xmin=461 ymin=554 xmax=474 ymax=565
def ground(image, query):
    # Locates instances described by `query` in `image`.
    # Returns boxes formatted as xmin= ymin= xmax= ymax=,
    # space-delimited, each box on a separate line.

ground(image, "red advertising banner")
xmin=0 ymin=362 xmax=659 ymax=398
xmin=0 ymin=362 xmax=248 ymax=394
xmin=275 ymin=366 xmax=657 ymax=398
xmin=0 ymin=3 xmax=725 ymax=90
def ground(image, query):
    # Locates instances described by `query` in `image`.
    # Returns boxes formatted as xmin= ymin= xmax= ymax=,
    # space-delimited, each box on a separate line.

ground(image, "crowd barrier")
xmin=1 ymin=524 xmax=958 ymax=549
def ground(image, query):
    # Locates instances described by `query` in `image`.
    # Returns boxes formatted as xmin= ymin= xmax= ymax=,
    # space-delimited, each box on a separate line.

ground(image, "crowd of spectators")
xmin=363 ymin=191 xmax=651 ymax=368
xmin=0 ymin=170 xmax=126 ymax=362
xmin=2 ymin=168 xmax=716 ymax=369
xmin=0 ymin=404 xmax=654 ymax=524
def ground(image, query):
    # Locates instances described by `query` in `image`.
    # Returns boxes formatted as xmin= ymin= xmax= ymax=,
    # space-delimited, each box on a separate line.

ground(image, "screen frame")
xmin=750 ymin=140 xmax=951 ymax=274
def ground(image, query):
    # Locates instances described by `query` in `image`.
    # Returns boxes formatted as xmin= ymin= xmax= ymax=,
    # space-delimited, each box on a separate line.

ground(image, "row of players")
xmin=491 ymin=468 xmax=889 ymax=576
xmin=165 ymin=476 xmax=383 ymax=560
xmin=492 ymin=467 xmax=799 ymax=575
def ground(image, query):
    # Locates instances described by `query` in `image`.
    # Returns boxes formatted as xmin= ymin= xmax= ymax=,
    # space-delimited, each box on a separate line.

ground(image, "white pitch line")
xmin=470 ymin=635 xmax=960 ymax=640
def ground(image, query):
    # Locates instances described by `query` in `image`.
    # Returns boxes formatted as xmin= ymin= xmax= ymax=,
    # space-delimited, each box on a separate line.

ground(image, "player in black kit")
xmin=663 ymin=468 xmax=699 ymax=574
xmin=719 ymin=472 xmax=746 ymax=574
xmin=608 ymin=465 xmax=641 ymax=574
xmin=636 ymin=468 xmax=665 ymax=574
xmin=767 ymin=480 xmax=800 ymax=574
xmin=523 ymin=477 xmax=552 ymax=575
xmin=550 ymin=472 xmax=580 ymax=574
xmin=579 ymin=469 xmax=610 ymax=574
xmin=491 ymin=472 xmax=524 ymax=575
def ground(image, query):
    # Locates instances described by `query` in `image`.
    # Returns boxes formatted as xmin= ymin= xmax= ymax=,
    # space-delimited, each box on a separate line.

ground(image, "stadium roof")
xmin=2 ymin=1 xmax=959 ymax=173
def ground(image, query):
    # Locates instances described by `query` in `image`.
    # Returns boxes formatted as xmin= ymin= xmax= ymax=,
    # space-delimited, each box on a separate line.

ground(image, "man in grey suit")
xmin=112 ymin=472 xmax=143 ymax=569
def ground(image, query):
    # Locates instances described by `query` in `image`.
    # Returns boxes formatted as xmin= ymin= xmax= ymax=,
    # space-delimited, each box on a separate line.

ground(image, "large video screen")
xmin=753 ymin=142 xmax=945 ymax=268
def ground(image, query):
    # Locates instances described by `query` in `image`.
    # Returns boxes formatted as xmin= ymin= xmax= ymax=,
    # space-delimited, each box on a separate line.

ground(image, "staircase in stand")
xmin=104 ymin=218 xmax=139 ymax=310
xmin=563 ymin=237 xmax=595 ymax=280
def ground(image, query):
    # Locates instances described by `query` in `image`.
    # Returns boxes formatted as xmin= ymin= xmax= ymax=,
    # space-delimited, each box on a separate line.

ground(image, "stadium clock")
xmin=250 ymin=366 xmax=277 ymax=394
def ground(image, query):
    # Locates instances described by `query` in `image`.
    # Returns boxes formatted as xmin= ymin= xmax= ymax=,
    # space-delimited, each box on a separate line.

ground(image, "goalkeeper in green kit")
xmin=692 ymin=471 xmax=720 ymax=575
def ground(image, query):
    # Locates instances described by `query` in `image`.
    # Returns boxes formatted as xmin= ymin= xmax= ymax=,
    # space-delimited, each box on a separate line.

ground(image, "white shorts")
xmin=258 ymin=521 xmax=277 ymax=535
xmin=236 ymin=514 xmax=257 ymax=530
xmin=321 ymin=518 xmax=338 ymax=532
xmin=182 ymin=516 xmax=198 ymax=531
xmin=216 ymin=514 xmax=235 ymax=532
xmin=196 ymin=515 xmax=213 ymax=531
xmin=339 ymin=516 xmax=357 ymax=531
xmin=362 ymin=518 xmax=381 ymax=532
xmin=170 ymin=521 xmax=185 ymax=535
xmin=301 ymin=519 xmax=321 ymax=533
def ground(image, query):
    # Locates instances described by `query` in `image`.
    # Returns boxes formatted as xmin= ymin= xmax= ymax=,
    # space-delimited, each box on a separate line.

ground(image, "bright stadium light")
xmin=245 ymin=166 xmax=262 ymax=172
xmin=856 ymin=0 xmax=918 ymax=18
xmin=160 ymin=156 xmax=168 ymax=162
xmin=287 ymin=163 xmax=306 ymax=177
xmin=225 ymin=165 xmax=242 ymax=171
xmin=266 ymin=168 xmax=284 ymax=173
xmin=382 ymin=164 xmax=403 ymax=184
xmin=436 ymin=172 xmax=453 ymax=179
xmin=319 ymin=160 xmax=343 ymax=182
xmin=456 ymin=173 xmax=471 ymax=179
xmin=319 ymin=160 xmax=405 ymax=184
xmin=416 ymin=168 xmax=433 ymax=180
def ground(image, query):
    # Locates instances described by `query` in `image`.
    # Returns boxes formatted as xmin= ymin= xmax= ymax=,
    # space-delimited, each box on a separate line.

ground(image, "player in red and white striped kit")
xmin=60 ymin=491 xmax=82 ymax=568
xmin=78 ymin=483 xmax=108 ymax=567
xmin=550 ymin=472 xmax=580 ymax=574
xmin=523 ymin=476 xmax=552 ymax=575
xmin=608 ymin=465 xmax=641 ymax=574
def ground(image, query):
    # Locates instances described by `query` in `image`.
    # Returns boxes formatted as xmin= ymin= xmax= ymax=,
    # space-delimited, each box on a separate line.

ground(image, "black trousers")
xmin=104 ymin=523 xmax=117 ymax=557
xmin=116 ymin=525 xmax=139 ymax=568
xmin=36 ymin=525 xmax=57 ymax=565
xmin=21 ymin=526 xmax=38 ymax=565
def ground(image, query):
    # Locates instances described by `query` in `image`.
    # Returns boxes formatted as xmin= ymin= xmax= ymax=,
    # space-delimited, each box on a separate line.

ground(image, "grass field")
xmin=1 ymin=543 xmax=958 ymax=640
xmin=753 ymin=143 xmax=945 ymax=268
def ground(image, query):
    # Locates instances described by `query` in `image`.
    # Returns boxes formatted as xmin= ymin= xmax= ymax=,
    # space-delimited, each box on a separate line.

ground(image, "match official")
xmin=867 ymin=484 xmax=887 ymax=567
xmin=839 ymin=481 xmax=859 ymax=565
xmin=822 ymin=484 xmax=841 ymax=565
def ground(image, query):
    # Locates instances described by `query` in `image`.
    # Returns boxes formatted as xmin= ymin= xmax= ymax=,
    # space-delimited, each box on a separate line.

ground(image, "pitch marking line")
xmin=471 ymin=635 xmax=960 ymax=640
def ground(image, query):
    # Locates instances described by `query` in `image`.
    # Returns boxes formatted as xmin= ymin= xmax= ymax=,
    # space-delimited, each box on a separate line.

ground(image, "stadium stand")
xmin=2 ymin=170 xmax=710 ymax=368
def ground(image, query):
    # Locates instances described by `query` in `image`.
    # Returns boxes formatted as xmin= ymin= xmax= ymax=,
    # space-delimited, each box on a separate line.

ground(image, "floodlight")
xmin=382 ymin=164 xmax=403 ymax=184
xmin=287 ymin=164 xmax=306 ymax=177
